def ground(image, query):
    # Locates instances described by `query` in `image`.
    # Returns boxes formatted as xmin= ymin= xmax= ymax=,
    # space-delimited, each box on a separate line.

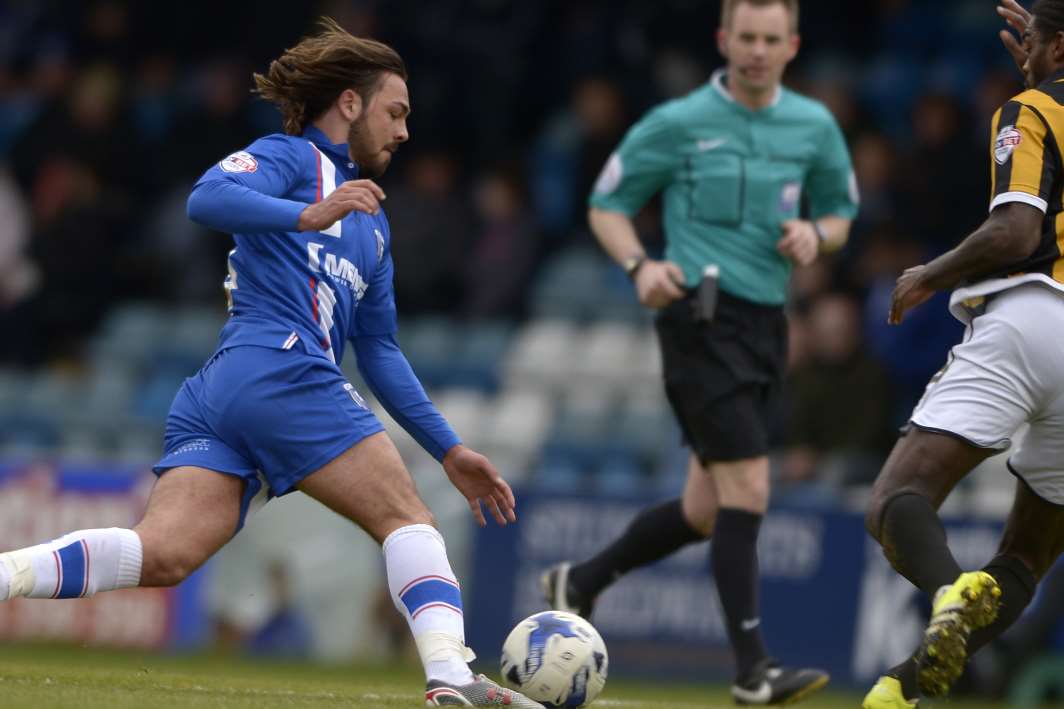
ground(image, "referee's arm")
xmin=589 ymin=206 xmax=685 ymax=308
xmin=815 ymin=215 xmax=852 ymax=253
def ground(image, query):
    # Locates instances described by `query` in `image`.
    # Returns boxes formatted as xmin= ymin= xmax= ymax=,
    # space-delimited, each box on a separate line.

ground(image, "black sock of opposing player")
xmin=711 ymin=508 xmax=768 ymax=680
xmin=879 ymin=493 xmax=963 ymax=595
xmin=887 ymin=657 xmax=920 ymax=701
xmin=569 ymin=499 xmax=703 ymax=598
xmin=890 ymin=555 xmax=1037 ymax=702
xmin=966 ymin=555 xmax=1037 ymax=655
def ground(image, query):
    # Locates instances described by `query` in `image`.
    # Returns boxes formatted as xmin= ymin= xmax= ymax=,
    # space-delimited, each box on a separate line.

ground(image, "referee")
xmin=542 ymin=0 xmax=858 ymax=704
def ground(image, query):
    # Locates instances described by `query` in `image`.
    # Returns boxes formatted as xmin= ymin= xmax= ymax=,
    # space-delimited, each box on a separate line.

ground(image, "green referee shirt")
xmin=590 ymin=70 xmax=859 ymax=305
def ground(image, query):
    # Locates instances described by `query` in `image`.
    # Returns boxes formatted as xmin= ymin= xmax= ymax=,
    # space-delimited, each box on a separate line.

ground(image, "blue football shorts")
xmin=153 ymin=344 xmax=384 ymax=529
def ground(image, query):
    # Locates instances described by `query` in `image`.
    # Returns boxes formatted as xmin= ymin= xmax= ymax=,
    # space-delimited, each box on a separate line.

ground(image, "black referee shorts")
xmin=654 ymin=290 xmax=787 ymax=463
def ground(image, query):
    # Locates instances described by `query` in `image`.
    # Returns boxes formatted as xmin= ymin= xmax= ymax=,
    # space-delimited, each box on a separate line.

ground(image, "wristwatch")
xmin=623 ymin=255 xmax=647 ymax=280
xmin=813 ymin=221 xmax=828 ymax=245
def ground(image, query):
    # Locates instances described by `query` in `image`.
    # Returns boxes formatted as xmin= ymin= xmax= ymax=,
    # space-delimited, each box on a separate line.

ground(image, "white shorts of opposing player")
xmin=911 ymin=283 xmax=1064 ymax=504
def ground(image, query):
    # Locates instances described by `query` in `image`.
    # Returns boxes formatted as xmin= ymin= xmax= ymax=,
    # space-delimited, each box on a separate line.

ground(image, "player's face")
xmin=348 ymin=72 xmax=410 ymax=178
xmin=1023 ymin=25 xmax=1064 ymax=89
xmin=718 ymin=2 xmax=799 ymax=96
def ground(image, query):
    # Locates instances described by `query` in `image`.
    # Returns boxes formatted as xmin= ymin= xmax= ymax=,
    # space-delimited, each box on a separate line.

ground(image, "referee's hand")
xmin=297 ymin=179 xmax=386 ymax=231
xmin=777 ymin=219 xmax=819 ymax=266
xmin=634 ymin=260 xmax=686 ymax=309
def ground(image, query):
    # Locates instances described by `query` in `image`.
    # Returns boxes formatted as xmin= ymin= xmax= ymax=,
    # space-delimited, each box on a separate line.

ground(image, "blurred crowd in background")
xmin=0 ymin=1 xmax=1030 ymax=496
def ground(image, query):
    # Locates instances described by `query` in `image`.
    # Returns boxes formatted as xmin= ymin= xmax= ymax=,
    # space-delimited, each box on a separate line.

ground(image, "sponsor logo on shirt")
xmin=696 ymin=138 xmax=727 ymax=152
xmin=995 ymin=125 xmax=1022 ymax=165
xmin=779 ymin=181 xmax=802 ymax=213
xmin=219 ymin=150 xmax=259 ymax=173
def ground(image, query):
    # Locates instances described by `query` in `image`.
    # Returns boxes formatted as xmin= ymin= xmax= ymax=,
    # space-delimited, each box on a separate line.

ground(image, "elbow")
xmin=997 ymin=223 xmax=1041 ymax=263
xmin=186 ymin=184 xmax=207 ymax=225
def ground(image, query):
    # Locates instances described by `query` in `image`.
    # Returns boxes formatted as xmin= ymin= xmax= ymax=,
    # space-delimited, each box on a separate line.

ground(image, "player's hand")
xmin=777 ymin=219 xmax=819 ymax=266
xmin=297 ymin=179 xmax=386 ymax=232
xmin=634 ymin=260 xmax=686 ymax=308
xmin=998 ymin=1 xmax=1032 ymax=74
xmin=442 ymin=444 xmax=517 ymax=527
xmin=888 ymin=265 xmax=935 ymax=325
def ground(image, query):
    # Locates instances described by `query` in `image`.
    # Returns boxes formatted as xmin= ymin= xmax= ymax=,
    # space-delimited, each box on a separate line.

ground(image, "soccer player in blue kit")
xmin=0 ymin=19 xmax=544 ymax=708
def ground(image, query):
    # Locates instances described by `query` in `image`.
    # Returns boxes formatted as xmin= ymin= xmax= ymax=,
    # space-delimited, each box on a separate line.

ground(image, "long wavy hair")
xmin=252 ymin=17 xmax=407 ymax=135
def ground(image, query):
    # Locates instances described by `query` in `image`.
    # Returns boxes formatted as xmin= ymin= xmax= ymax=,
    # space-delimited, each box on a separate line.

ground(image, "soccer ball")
xmin=500 ymin=610 xmax=608 ymax=708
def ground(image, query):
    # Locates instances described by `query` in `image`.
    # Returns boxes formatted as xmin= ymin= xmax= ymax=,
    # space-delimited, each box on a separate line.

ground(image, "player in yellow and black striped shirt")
xmin=862 ymin=1 xmax=1064 ymax=707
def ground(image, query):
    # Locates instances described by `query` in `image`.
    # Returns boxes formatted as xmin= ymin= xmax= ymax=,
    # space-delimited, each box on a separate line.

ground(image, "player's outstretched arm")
xmin=441 ymin=445 xmax=517 ymax=527
xmin=888 ymin=203 xmax=1043 ymax=324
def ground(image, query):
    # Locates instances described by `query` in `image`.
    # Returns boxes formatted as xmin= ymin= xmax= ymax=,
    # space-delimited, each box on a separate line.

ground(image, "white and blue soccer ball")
xmin=500 ymin=610 xmax=608 ymax=708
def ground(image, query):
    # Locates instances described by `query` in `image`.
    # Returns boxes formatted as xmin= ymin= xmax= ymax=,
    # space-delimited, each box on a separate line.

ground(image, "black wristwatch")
xmin=623 ymin=255 xmax=647 ymax=280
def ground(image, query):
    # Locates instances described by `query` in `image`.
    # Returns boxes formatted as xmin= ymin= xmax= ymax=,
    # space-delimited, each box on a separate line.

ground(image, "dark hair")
xmin=252 ymin=17 xmax=407 ymax=135
xmin=1033 ymin=0 xmax=1064 ymax=39
xmin=721 ymin=0 xmax=800 ymax=32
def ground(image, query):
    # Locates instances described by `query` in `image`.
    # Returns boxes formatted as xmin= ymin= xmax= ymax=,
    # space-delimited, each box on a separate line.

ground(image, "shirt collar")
xmin=302 ymin=125 xmax=355 ymax=169
xmin=710 ymin=69 xmax=782 ymax=111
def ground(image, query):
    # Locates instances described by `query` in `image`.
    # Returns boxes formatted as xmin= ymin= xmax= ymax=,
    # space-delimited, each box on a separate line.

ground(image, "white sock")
xmin=0 ymin=528 xmax=142 ymax=600
xmin=383 ymin=524 xmax=475 ymax=686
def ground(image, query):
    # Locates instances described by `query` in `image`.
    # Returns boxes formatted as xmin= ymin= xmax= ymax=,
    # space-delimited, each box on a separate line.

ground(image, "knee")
xmin=864 ymin=493 xmax=888 ymax=542
xmin=716 ymin=470 xmax=770 ymax=512
xmin=864 ymin=487 xmax=924 ymax=543
xmin=377 ymin=503 xmax=436 ymax=543
xmin=140 ymin=547 xmax=203 ymax=588
xmin=683 ymin=505 xmax=715 ymax=538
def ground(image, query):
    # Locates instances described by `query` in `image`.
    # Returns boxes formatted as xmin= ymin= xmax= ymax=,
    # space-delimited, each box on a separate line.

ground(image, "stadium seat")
xmin=481 ymin=386 xmax=553 ymax=457
xmin=396 ymin=316 xmax=460 ymax=388
xmin=569 ymin=322 xmax=640 ymax=386
xmin=433 ymin=388 xmax=489 ymax=450
xmin=527 ymin=247 xmax=611 ymax=321
xmin=592 ymin=451 xmax=649 ymax=496
xmin=445 ymin=320 xmax=514 ymax=392
xmin=501 ymin=320 xmax=578 ymax=389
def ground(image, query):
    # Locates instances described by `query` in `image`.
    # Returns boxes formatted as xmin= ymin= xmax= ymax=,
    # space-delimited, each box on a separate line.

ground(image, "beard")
xmin=347 ymin=115 xmax=391 ymax=179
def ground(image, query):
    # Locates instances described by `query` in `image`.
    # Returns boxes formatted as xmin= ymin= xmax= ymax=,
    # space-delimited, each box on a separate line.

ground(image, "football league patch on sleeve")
xmin=220 ymin=151 xmax=259 ymax=173
xmin=995 ymin=125 xmax=1022 ymax=165
xmin=593 ymin=152 xmax=624 ymax=195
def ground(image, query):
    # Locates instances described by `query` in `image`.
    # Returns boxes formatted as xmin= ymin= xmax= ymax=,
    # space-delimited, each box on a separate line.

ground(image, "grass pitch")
xmin=0 ymin=644 xmax=1018 ymax=708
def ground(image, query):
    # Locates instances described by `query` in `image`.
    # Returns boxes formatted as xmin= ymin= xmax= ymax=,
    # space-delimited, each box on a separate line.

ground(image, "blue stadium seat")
xmin=397 ymin=316 xmax=459 ymax=389
xmin=444 ymin=321 xmax=514 ymax=392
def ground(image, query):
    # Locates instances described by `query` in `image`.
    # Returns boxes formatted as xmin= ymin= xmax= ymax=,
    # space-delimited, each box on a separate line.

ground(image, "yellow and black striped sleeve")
xmin=990 ymin=100 xmax=1055 ymax=213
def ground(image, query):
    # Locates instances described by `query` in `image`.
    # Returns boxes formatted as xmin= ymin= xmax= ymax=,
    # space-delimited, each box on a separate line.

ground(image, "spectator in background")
xmin=5 ymin=156 xmax=129 ymax=364
xmin=462 ymin=166 xmax=539 ymax=319
xmin=0 ymin=168 xmax=35 ymax=311
xmin=165 ymin=58 xmax=257 ymax=183
xmin=246 ymin=561 xmax=313 ymax=659
xmin=387 ymin=149 xmax=471 ymax=313
xmin=897 ymin=93 xmax=985 ymax=252
xmin=529 ymin=77 xmax=627 ymax=241
xmin=858 ymin=231 xmax=963 ymax=424
xmin=782 ymin=293 xmax=893 ymax=489
xmin=11 ymin=63 xmax=136 ymax=197
xmin=848 ymin=131 xmax=899 ymax=233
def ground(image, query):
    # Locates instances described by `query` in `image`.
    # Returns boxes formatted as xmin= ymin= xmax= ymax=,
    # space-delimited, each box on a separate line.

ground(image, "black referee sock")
xmin=879 ymin=492 xmax=962 ymax=595
xmin=569 ymin=499 xmax=704 ymax=598
xmin=711 ymin=508 xmax=768 ymax=680
xmin=966 ymin=554 xmax=1037 ymax=655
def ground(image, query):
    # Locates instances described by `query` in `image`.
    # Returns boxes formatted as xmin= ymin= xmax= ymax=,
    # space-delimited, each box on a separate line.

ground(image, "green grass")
xmin=0 ymin=644 xmax=1020 ymax=708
